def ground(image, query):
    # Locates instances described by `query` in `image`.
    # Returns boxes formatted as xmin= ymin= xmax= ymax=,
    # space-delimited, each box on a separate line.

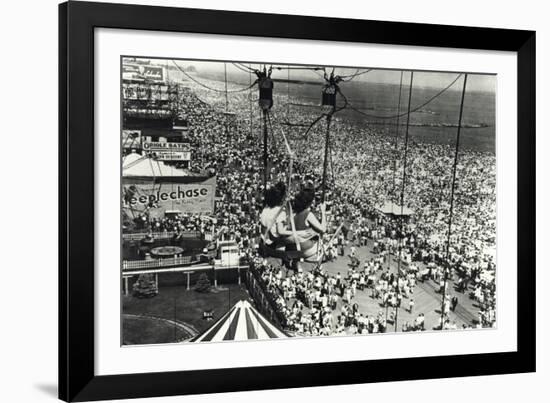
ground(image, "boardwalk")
xmin=270 ymin=241 xmax=481 ymax=332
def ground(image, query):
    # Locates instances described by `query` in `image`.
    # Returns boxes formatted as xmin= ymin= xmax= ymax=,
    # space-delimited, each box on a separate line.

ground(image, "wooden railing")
xmin=122 ymin=230 xmax=204 ymax=241
xmin=245 ymin=265 xmax=286 ymax=330
xmin=122 ymin=255 xmax=198 ymax=271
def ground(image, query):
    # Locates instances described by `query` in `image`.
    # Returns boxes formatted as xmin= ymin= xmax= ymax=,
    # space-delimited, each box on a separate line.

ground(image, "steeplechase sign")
xmin=124 ymin=180 xmax=215 ymax=214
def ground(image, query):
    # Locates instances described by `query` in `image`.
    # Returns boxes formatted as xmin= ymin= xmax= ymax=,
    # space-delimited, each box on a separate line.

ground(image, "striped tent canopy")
xmin=190 ymin=300 xmax=288 ymax=342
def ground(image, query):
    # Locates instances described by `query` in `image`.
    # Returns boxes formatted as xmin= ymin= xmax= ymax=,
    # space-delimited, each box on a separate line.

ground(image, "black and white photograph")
xmin=121 ymin=57 xmax=496 ymax=345
xmin=0 ymin=0 xmax=544 ymax=401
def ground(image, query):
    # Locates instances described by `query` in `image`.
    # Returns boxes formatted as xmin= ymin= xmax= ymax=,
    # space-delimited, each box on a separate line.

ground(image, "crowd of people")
xmin=122 ymin=67 xmax=497 ymax=333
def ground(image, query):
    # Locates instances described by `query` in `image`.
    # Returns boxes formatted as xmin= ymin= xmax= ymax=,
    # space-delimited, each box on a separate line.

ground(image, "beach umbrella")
xmin=377 ymin=201 xmax=414 ymax=216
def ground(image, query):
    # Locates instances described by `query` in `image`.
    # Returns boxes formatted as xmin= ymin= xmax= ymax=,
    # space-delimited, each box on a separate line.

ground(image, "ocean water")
xmin=170 ymin=66 xmax=496 ymax=153
xmin=287 ymin=80 xmax=496 ymax=153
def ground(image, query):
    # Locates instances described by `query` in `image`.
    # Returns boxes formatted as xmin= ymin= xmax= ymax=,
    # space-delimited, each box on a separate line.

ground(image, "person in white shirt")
xmin=408 ymin=298 xmax=415 ymax=313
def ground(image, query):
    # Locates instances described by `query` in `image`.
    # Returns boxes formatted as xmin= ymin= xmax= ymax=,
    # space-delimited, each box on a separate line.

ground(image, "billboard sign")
xmin=142 ymin=65 xmax=164 ymax=82
xmin=124 ymin=180 xmax=215 ymax=214
xmin=151 ymin=151 xmax=191 ymax=161
xmin=122 ymin=63 xmax=165 ymax=83
xmin=143 ymin=142 xmax=191 ymax=151
xmin=122 ymin=83 xmax=170 ymax=101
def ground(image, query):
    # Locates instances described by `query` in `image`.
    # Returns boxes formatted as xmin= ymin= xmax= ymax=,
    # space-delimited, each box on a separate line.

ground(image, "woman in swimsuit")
xmin=285 ymin=187 xmax=327 ymax=264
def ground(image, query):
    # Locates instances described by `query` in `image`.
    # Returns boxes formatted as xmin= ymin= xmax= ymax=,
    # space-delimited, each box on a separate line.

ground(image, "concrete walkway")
xmin=272 ymin=241 xmax=481 ymax=332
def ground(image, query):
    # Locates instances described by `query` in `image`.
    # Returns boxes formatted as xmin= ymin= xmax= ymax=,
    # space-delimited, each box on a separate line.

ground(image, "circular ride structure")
xmin=150 ymin=245 xmax=185 ymax=258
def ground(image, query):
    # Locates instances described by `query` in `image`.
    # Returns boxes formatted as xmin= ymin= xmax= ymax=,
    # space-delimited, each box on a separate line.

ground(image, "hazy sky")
xmin=144 ymin=58 xmax=496 ymax=93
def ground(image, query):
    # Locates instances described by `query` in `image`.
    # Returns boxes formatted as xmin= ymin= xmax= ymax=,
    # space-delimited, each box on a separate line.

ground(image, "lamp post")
xmin=320 ymin=72 xmax=338 ymax=203
xmin=257 ymin=67 xmax=273 ymax=190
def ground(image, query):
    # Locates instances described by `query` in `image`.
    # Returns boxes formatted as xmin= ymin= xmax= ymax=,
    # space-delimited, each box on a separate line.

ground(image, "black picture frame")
xmin=59 ymin=1 xmax=536 ymax=401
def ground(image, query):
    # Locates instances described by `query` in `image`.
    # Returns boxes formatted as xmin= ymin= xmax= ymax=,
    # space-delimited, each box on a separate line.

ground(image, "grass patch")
xmin=122 ymin=315 xmax=192 ymax=345
xmin=123 ymin=284 xmax=251 ymax=342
